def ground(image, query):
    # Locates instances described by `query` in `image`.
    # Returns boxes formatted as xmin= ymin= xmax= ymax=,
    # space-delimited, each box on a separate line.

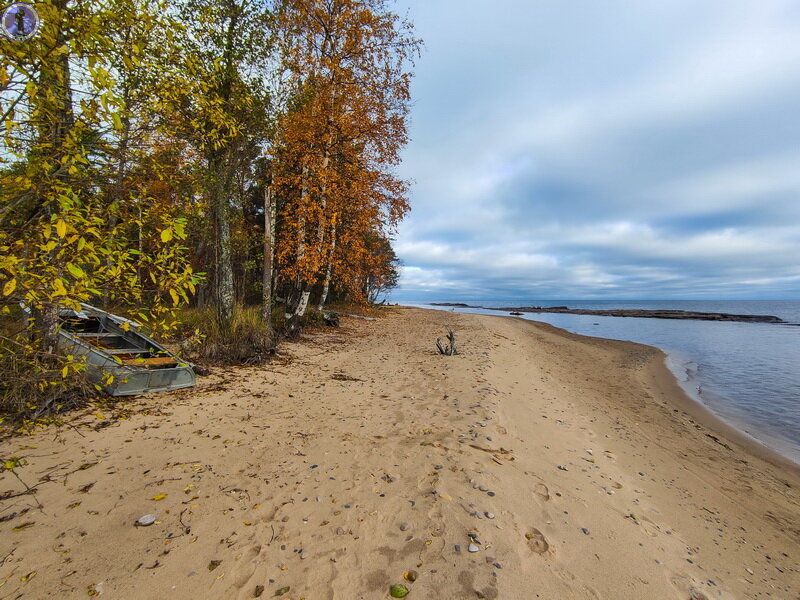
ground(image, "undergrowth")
xmin=183 ymin=305 xmax=275 ymax=365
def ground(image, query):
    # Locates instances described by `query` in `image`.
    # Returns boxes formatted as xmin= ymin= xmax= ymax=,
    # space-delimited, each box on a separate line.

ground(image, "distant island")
xmin=429 ymin=303 xmax=785 ymax=323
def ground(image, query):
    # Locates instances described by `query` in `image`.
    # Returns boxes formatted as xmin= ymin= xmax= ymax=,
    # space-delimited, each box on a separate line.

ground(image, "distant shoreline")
xmin=429 ymin=302 xmax=786 ymax=323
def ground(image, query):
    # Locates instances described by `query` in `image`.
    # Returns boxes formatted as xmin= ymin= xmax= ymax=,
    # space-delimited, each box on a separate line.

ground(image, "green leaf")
xmin=67 ymin=264 xmax=85 ymax=279
xmin=389 ymin=585 xmax=409 ymax=598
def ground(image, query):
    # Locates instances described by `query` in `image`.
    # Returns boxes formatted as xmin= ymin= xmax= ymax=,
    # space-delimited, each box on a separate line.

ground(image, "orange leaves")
xmin=270 ymin=1 xmax=419 ymax=301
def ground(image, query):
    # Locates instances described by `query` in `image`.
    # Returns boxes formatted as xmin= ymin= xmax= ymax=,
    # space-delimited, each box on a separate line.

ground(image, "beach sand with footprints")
xmin=1 ymin=308 xmax=798 ymax=599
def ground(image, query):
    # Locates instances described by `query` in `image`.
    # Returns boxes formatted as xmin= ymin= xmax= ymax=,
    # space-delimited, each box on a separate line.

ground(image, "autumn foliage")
xmin=0 ymin=0 xmax=418 ymax=415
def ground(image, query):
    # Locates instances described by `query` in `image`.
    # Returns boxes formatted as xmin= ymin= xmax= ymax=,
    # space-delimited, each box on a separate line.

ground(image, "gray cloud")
xmin=392 ymin=0 xmax=800 ymax=300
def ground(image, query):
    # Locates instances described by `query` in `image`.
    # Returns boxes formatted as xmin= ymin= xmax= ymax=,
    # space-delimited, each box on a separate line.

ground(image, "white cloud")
xmin=392 ymin=0 xmax=800 ymax=300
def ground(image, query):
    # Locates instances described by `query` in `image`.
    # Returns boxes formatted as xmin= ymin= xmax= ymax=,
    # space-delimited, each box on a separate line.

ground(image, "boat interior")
xmin=59 ymin=314 xmax=180 ymax=369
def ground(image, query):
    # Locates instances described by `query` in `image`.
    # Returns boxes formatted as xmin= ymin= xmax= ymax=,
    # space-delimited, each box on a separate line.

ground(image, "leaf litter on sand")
xmin=389 ymin=584 xmax=409 ymax=597
xmin=208 ymin=560 xmax=222 ymax=571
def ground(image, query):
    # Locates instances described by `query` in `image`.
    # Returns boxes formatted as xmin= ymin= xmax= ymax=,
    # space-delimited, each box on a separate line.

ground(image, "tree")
xmin=176 ymin=0 xmax=273 ymax=327
xmin=1 ymin=0 xmax=200 ymax=412
xmin=270 ymin=0 xmax=418 ymax=330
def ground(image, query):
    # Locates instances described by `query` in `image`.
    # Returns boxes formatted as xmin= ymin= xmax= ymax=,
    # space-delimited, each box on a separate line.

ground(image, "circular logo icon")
xmin=1 ymin=2 xmax=41 ymax=41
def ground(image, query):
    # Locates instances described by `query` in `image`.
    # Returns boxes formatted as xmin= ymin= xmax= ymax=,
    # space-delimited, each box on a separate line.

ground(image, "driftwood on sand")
xmin=436 ymin=326 xmax=458 ymax=355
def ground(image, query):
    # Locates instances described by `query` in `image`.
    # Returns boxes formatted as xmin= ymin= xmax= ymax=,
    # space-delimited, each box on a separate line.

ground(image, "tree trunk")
xmin=261 ymin=184 xmax=275 ymax=327
xmin=212 ymin=166 xmax=234 ymax=324
xmin=285 ymin=165 xmax=310 ymax=331
xmin=31 ymin=0 xmax=72 ymax=347
xmin=30 ymin=305 xmax=60 ymax=354
xmin=317 ymin=216 xmax=337 ymax=311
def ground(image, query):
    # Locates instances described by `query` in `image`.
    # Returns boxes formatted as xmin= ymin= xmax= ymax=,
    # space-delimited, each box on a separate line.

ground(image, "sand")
xmin=1 ymin=308 xmax=798 ymax=599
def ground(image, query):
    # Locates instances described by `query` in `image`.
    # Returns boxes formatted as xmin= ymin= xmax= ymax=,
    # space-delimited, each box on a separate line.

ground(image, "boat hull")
xmin=55 ymin=304 xmax=196 ymax=396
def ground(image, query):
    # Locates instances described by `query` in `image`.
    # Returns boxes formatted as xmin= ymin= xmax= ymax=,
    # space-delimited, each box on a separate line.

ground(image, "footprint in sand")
xmin=525 ymin=528 xmax=550 ymax=554
xmin=533 ymin=482 xmax=550 ymax=501
xmin=670 ymin=574 xmax=713 ymax=600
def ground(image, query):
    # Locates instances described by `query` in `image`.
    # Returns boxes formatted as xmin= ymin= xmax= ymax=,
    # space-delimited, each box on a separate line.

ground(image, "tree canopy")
xmin=0 ymin=0 xmax=420 ymax=416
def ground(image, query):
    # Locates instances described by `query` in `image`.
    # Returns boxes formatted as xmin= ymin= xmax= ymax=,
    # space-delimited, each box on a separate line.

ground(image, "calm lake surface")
xmin=411 ymin=300 xmax=800 ymax=464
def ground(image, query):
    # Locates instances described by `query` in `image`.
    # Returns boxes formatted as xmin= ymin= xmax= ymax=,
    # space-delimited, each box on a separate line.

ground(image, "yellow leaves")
xmin=2 ymin=278 xmax=16 ymax=296
xmin=3 ymin=457 xmax=22 ymax=471
xmin=151 ymin=494 xmax=167 ymax=501
xmin=67 ymin=264 xmax=85 ymax=279
xmin=52 ymin=278 xmax=67 ymax=297
xmin=169 ymin=289 xmax=179 ymax=306
xmin=20 ymin=571 xmax=37 ymax=583
xmin=160 ymin=228 xmax=173 ymax=243
xmin=55 ymin=219 xmax=67 ymax=238
xmin=53 ymin=277 xmax=67 ymax=298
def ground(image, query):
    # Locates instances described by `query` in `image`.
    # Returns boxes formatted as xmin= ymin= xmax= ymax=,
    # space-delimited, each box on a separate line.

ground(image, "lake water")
xmin=410 ymin=300 xmax=800 ymax=464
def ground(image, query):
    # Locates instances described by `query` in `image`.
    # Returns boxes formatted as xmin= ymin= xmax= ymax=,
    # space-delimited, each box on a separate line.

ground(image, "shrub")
xmin=185 ymin=305 xmax=274 ymax=365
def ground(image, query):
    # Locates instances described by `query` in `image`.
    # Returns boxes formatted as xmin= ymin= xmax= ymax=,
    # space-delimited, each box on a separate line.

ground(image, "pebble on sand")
xmin=468 ymin=543 xmax=480 ymax=553
xmin=136 ymin=514 xmax=156 ymax=527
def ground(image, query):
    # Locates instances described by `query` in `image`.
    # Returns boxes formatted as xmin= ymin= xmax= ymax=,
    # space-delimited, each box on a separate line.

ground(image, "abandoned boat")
xmin=55 ymin=303 xmax=196 ymax=396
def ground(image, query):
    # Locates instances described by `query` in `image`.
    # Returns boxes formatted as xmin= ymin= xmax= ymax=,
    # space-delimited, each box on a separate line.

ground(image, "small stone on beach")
xmin=136 ymin=514 xmax=156 ymax=527
xmin=468 ymin=543 xmax=480 ymax=553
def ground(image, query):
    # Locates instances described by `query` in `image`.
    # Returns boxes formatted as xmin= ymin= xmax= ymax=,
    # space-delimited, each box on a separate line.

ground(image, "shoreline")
xmin=418 ymin=302 xmax=800 ymax=471
xmin=533 ymin=316 xmax=800 ymax=477
xmin=428 ymin=302 xmax=787 ymax=323
xmin=1 ymin=308 xmax=798 ymax=598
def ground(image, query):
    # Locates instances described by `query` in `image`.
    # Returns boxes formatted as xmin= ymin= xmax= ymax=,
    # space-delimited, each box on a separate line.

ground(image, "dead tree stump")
xmin=436 ymin=326 xmax=458 ymax=355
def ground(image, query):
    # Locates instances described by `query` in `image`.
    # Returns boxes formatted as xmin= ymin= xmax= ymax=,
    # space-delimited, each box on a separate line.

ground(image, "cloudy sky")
xmin=391 ymin=0 xmax=800 ymax=301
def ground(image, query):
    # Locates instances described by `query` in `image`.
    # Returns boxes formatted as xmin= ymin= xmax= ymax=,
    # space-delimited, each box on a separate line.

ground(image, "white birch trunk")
xmin=262 ymin=184 xmax=275 ymax=326
xmin=317 ymin=218 xmax=337 ymax=311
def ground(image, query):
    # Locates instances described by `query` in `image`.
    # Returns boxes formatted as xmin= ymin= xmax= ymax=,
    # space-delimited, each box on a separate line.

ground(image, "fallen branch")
xmin=340 ymin=313 xmax=376 ymax=321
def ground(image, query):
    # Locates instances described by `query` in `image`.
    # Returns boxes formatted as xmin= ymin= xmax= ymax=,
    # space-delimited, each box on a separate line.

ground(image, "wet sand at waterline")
xmin=1 ymin=308 xmax=798 ymax=599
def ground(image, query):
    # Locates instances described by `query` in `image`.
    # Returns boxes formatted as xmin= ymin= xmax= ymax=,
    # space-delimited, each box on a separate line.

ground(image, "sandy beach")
xmin=1 ymin=307 xmax=798 ymax=599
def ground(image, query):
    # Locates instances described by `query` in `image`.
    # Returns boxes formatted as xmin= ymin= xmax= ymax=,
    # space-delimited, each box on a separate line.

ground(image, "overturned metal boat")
xmin=55 ymin=303 xmax=196 ymax=396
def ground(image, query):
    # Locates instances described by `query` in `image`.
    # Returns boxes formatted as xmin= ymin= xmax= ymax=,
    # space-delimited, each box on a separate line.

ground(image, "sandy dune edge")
xmin=1 ymin=308 xmax=797 ymax=599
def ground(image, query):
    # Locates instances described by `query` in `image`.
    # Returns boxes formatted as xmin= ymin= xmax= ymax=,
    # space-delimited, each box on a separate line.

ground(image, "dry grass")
xmin=183 ymin=305 xmax=275 ymax=365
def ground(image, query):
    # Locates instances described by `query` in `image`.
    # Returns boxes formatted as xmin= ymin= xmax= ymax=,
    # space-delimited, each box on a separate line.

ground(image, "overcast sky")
xmin=391 ymin=0 xmax=800 ymax=301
